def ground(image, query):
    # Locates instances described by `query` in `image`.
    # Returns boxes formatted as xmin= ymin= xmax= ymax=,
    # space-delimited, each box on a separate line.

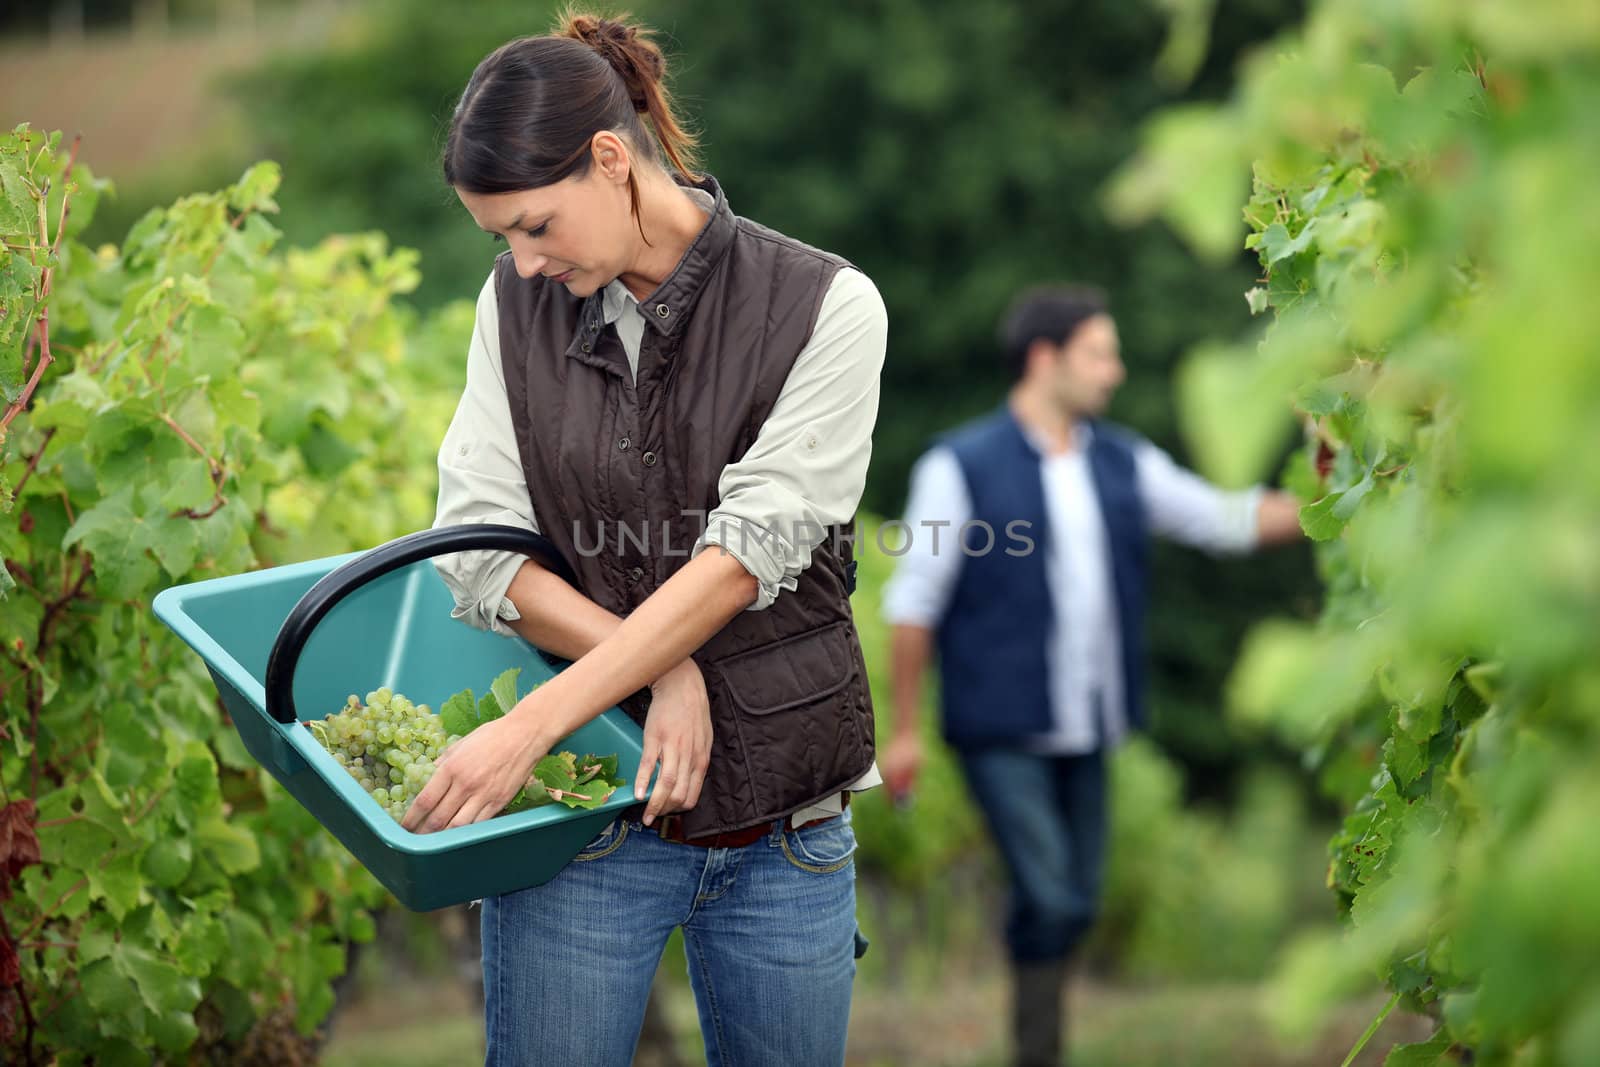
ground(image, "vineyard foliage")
xmin=0 ymin=117 xmax=1316 ymax=1059
xmin=0 ymin=125 xmax=473 ymax=1061
xmin=1112 ymin=0 xmax=1600 ymax=1062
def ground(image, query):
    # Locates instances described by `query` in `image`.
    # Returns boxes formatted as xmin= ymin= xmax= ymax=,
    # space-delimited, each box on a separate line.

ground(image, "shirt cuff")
xmin=448 ymin=589 xmax=523 ymax=639
xmin=432 ymin=515 xmax=529 ymax=637
xmin=1237 ymin=485 xmax=1268 ymax=552
xmin=693 ymin=515 xmax=800 ymax=612
xmin=880 ymin=580 xmax=947 ymax=629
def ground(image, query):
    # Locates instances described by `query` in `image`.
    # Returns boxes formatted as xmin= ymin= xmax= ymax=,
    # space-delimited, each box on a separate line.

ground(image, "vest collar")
xmin=629 ymin=173 xmax=736 ymax=339
xmin=569 ymin=175 xmax=734 ymax=361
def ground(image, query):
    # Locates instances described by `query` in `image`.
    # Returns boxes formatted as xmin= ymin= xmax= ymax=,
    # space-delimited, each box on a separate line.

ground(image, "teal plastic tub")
xmin=152 ymin=525 xmax=646 ymax=911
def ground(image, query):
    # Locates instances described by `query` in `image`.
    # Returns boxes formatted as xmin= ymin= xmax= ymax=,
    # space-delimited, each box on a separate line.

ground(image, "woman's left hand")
xmin=401 ymin=708 xmax=548 ymax=834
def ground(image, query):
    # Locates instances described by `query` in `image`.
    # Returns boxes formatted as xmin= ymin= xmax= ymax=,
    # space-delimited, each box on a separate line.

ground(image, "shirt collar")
xmin=1009 ymin=403 xmax=1096 ymax=457
xmin=600 ymin=277 xmax=634 ymax=326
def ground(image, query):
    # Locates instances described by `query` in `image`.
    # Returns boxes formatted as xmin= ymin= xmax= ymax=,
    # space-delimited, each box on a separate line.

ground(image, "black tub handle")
xmin=264 ymin=524 xmax=575 ymax=725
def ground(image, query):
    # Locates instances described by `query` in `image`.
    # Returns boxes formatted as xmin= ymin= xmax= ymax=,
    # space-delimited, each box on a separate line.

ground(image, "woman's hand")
xmin=637 ymin=659 xmax=713 ymax=826
xmin=401 ymin=707 xmax=549 ymax=834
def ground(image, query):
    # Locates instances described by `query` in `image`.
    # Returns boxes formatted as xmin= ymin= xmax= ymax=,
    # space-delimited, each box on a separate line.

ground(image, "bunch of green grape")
xmin=306 ymin=687 xmax=463 ymax=824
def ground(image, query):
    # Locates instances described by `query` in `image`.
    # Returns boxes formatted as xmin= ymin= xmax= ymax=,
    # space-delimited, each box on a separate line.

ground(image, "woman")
xmin=404 ymin=12 xmax=887 ymax=1066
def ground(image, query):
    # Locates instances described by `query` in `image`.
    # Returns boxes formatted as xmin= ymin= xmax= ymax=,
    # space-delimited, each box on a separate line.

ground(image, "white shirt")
xmin=881 ymin=420 xmax=1263 ymax=753
xmin=432 ymin=257 xmax=889 ymax=820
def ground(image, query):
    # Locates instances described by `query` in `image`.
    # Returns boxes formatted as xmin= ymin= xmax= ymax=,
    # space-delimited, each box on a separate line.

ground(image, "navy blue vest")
xmin=934 ymin=406 xmax=1150 ymax=748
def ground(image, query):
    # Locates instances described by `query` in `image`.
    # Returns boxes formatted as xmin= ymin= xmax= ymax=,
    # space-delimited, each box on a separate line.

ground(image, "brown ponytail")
xmin=558 ymin=11 xmax=700 ymax=181
xmin=442 ymin=9 xmax=701 ymax=199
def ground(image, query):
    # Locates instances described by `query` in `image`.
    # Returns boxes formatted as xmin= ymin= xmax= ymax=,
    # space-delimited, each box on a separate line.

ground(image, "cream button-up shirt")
xmin=432 ymin=260 xmax=888 ymax=824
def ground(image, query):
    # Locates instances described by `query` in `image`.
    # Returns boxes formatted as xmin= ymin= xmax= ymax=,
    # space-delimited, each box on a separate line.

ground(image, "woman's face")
xmin=456 ymin=134 xmax=636 ymax=299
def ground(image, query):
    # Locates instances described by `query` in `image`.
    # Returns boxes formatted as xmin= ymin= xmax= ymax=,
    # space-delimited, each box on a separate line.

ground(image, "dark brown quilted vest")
xmin=496 ymin=175 xmax=876 ymax=837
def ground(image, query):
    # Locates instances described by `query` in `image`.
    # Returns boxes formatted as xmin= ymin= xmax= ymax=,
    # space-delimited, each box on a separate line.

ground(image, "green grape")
xmin=315 ymin=683 xmax=622 ymax=828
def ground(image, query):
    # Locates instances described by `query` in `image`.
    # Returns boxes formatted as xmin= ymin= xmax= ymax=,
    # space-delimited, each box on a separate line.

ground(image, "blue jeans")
xmin=481 ymin=808 xmax=863 ymax=1067
xmin=956 ymin=747 xmax=1108 ymax=965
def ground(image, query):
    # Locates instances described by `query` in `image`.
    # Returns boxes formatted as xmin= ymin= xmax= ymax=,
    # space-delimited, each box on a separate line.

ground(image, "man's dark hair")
xmin=997 ymin=284 xmax=1109 ymax=381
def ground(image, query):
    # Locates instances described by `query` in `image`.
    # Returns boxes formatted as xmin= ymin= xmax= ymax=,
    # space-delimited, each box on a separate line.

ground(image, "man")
xmin=880 ymin=285 xmax=1303 ymax=1067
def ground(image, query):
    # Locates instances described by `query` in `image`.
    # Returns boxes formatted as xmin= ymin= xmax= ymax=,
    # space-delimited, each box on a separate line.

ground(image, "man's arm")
xmin=885 ymin=624 xmax=936 ymax=798
xmin=1136 ymin=440 xmax=1302 ymax=553
xmin=879 ymin=447 xmax=970 ymax=799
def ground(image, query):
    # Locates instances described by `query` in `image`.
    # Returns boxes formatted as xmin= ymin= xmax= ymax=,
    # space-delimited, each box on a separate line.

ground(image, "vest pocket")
xmin=712 ymin=620 xmax=856 ymax=715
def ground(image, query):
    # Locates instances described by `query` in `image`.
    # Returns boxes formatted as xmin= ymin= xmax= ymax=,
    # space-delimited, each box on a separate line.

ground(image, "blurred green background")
xmin=2 ymin=1 xmax=1421 ymax=1063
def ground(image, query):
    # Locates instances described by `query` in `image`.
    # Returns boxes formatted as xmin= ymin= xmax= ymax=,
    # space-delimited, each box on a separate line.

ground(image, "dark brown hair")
xmin=998 ymin=284 xmax=1109 ymax=381
xmin=442 ymin=10 xmax=700 ymax=220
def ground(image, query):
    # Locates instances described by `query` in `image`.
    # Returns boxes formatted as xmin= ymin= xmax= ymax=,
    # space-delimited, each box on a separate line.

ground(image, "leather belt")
xmin=650 ymin=792 xmax=850 ymax=850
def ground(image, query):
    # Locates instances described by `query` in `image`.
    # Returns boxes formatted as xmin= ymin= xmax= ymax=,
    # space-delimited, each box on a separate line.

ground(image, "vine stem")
xmin=1341 ymin=990 xmax=1401 ymax=1067
xmin=19 ymin=322 xmax=36 ymax=379
xmin=11 ymin=427 xmax=56 ymax=498
xmin=0 ymin=320 xmax=54 ymax=436
xmin=0 ymin=908 xmax=40 ymax=1065
xmin=129 ymin=786 xmax=169 ymax=826
xmin=32 ymin=555 xmax=92 ymax=795
xmin=19 ymin=879 xmax=87 ymax=941
xmin=154 ymin=408 xmax=227 ymax=517
xmin=157 ymin=412 xmax=218 ymax=472
xmin=49 ymin=137 xmax=79 ymax=262
xmin=0 ymin=136 xmax=77 ymax=438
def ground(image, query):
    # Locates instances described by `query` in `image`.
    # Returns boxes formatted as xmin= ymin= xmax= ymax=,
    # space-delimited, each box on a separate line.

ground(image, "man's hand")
xmin=1256 ymin=489 xmax=1306 ymax=546
xmin=882 ymin=731 xmax=924 ymax=804
xmin=636 ymin=659 xmax=713 ymax=826
xmin=401 ymin=707 xmax=548 ymax=834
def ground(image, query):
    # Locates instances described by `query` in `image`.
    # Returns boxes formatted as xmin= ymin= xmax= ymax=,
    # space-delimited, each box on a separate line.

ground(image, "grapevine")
xmin=1112 ymin=3 xmax=1600 ymax=1062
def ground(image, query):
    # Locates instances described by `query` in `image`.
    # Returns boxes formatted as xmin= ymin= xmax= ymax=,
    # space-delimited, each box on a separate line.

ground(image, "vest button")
xmin=629 ymin=566 xmax=644 ymax=582
xmin=655 ymin=303 xmax=670 ymax=319
xmin=618 ymin=436 xmax=631 ymax=451
xmin=580 ymin=342 xmax=592 ymax=353
xmin=641 ymin=451 xmax=658 ymax=467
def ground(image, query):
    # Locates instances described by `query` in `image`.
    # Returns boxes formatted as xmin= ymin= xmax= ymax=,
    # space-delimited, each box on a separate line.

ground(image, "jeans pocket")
xmin=779 ymin=815 xmax=857 ymax=874
xmin=572 ymin=818 xmax=628 ymax=862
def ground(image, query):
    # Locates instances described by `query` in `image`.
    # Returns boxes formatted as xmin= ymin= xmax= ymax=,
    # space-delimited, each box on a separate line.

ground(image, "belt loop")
xmin=769 ymin=816 xmax=785 ymax=844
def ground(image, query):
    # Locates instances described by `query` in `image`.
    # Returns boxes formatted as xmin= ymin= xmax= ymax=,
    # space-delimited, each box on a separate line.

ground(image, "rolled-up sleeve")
xmin=1136 ymin=441 xmax=1263 ymax=554
xmin=693 ymin=268 xmax=888 ymax=610
xmin=432 ymin=273 xmax=539 ymax=636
